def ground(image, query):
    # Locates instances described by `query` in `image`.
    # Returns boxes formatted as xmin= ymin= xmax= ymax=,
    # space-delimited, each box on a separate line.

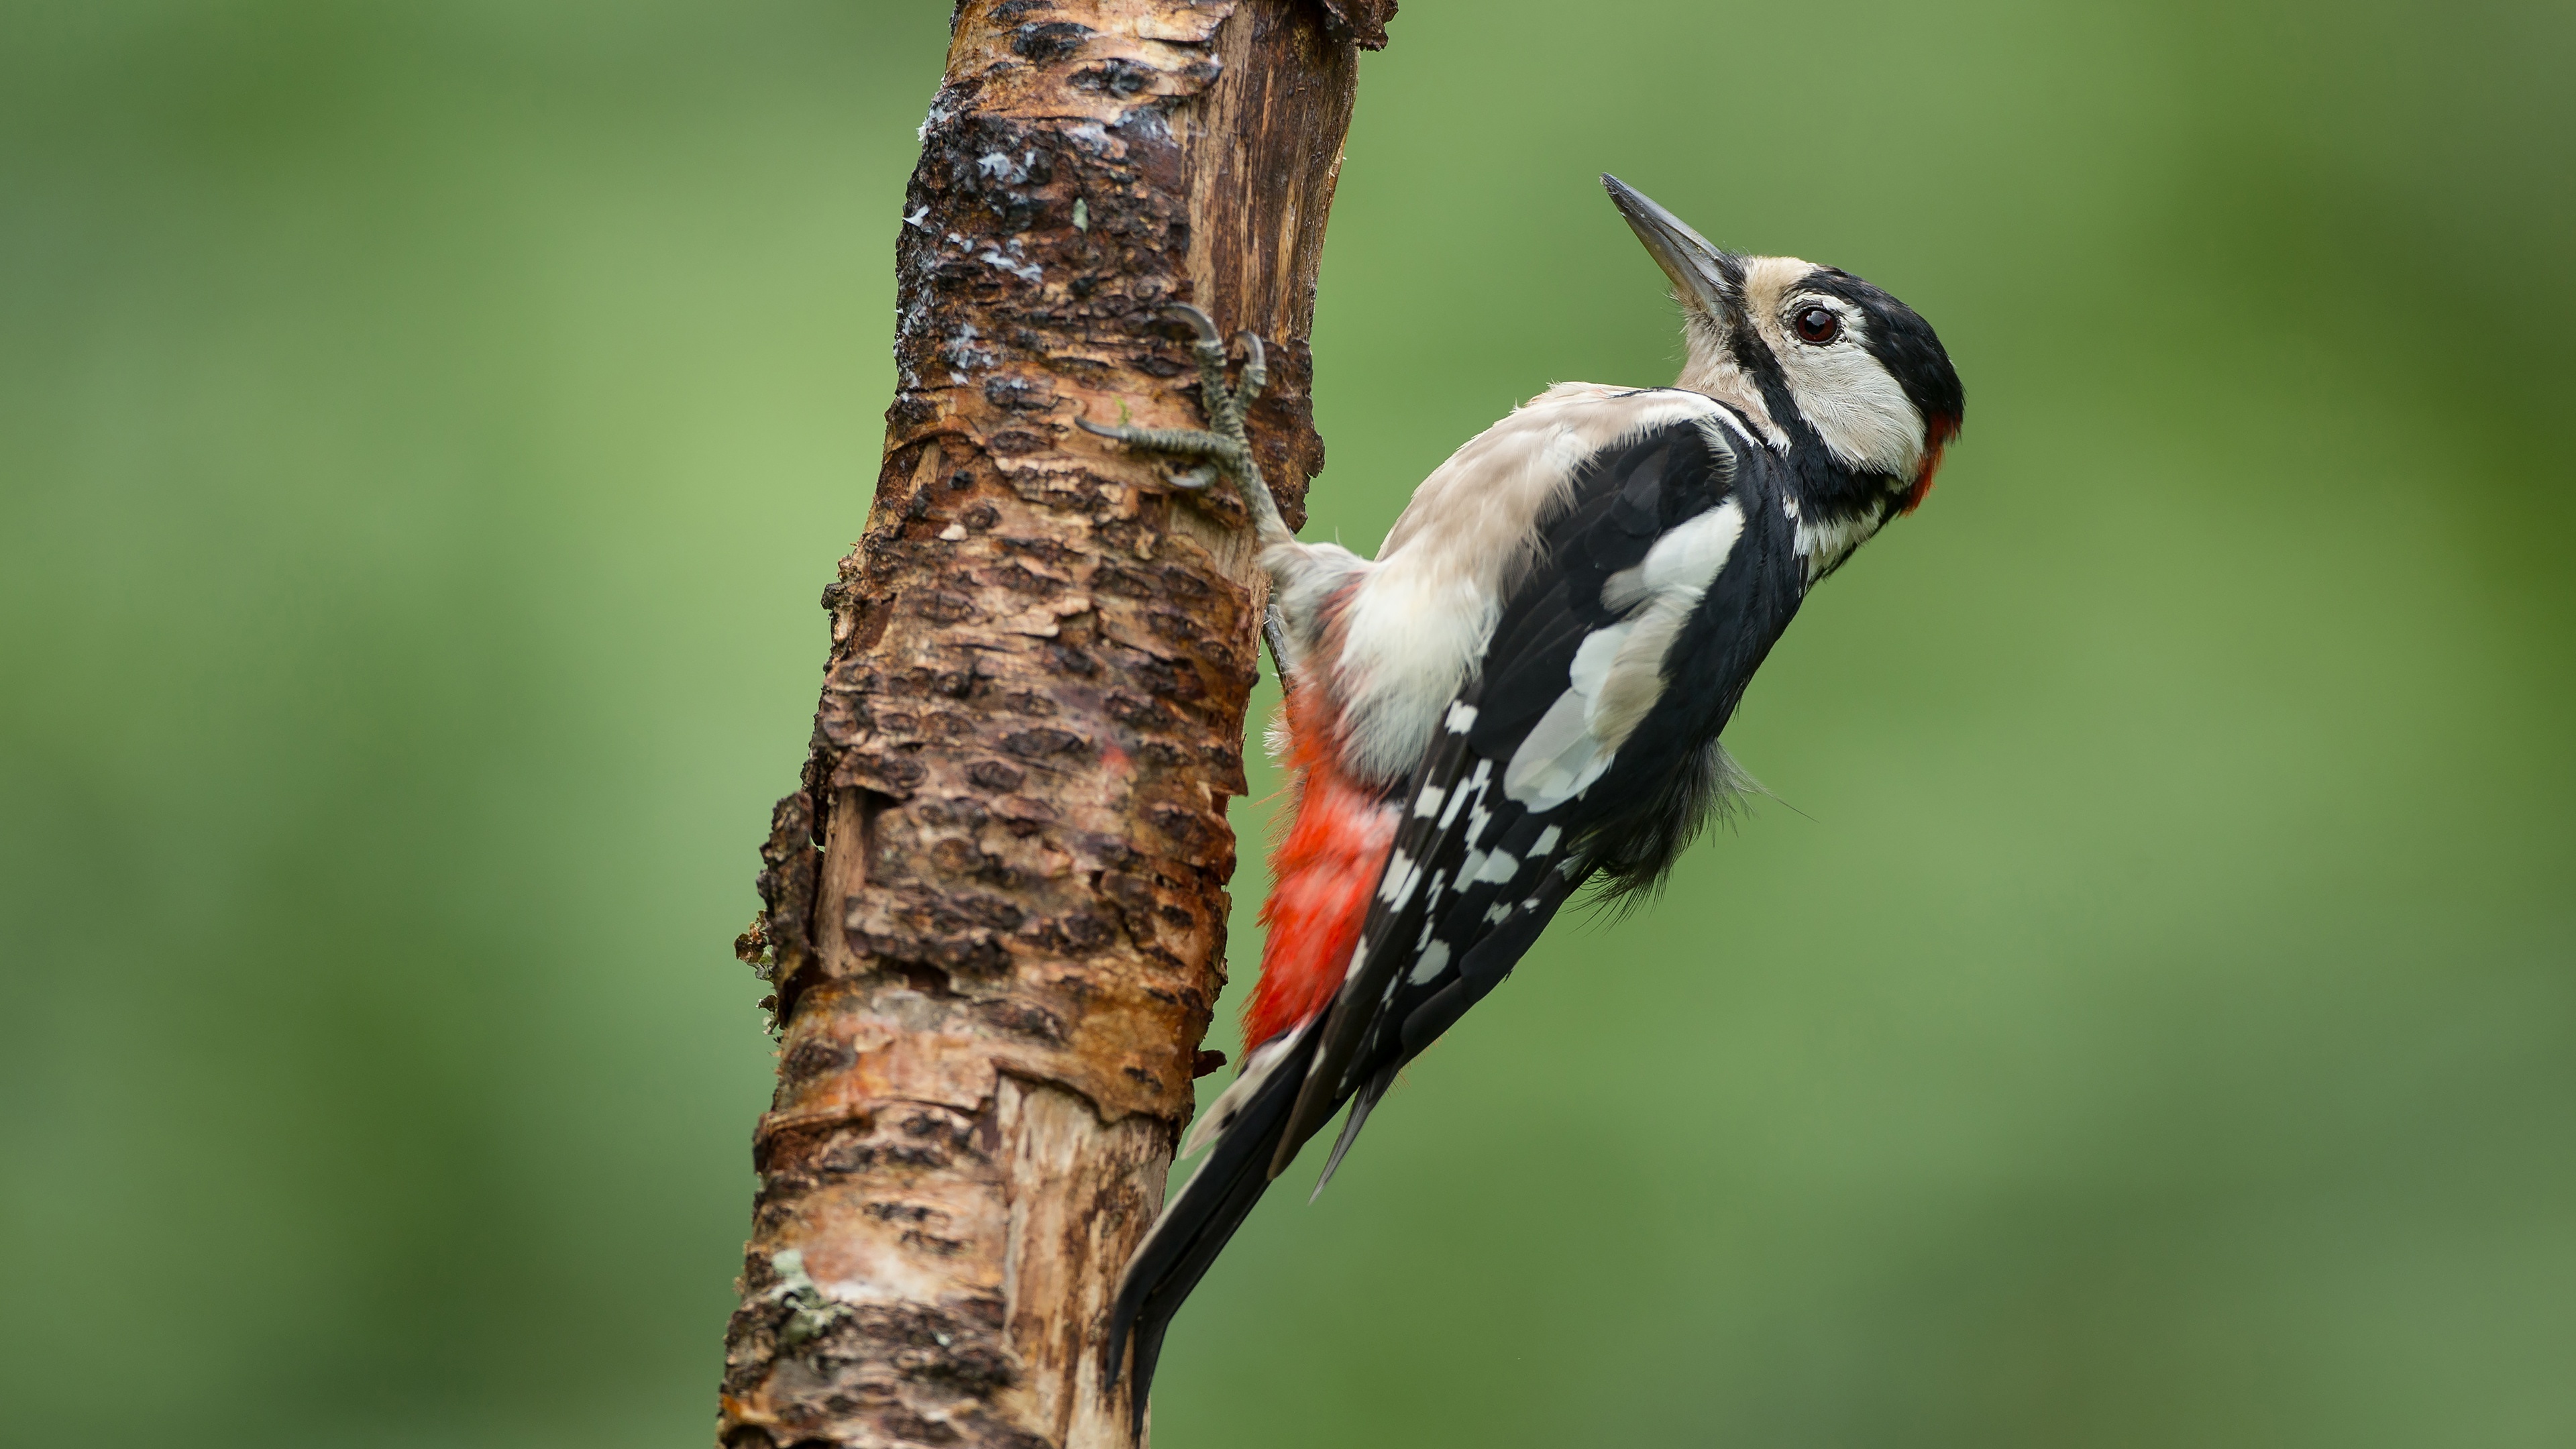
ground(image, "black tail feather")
xmin=1311 ymin=1063 xmax=1395 ymax=1200
xmin=1115 ymin=1152 xmax=1275 ymax=1433
xmin=1104 ymin=1026 xmax=1323 ymax=1433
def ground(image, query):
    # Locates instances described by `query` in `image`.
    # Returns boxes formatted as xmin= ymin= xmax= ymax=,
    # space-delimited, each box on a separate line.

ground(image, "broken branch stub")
xmin=722 ymin=4 xmax=1379 ymax=1446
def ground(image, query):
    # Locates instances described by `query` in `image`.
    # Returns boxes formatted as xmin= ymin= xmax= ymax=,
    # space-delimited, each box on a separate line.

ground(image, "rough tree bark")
xmin=720 ymin=3 xmax=1391 ymax=1446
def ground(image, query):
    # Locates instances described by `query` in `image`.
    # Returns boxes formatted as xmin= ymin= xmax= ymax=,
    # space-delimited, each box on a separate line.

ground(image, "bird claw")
xmin=1080 ymin=299 xmax=1293 ymax=550
xmin=1156 ymin=304 xmax=1267 ymax=411
xmin=1162 ymin=302 xmax=1223 ymax=347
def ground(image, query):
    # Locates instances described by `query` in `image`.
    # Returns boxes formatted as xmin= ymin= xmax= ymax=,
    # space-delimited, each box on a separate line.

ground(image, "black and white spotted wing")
xmin=1273 ymin=402 xmax=1809 ymax=1178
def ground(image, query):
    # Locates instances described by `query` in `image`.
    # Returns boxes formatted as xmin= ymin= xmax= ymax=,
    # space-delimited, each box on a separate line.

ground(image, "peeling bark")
xmin=721 ymin=5 xmax=1379 ymax=1446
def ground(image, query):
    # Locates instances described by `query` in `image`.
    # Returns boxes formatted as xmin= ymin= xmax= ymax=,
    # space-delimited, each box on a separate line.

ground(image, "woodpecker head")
xmin=1603 ymin=174 xmax=1964 ymax=513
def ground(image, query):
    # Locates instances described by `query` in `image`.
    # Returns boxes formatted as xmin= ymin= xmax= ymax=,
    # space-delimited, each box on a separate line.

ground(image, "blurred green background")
xmin=4 ymin=1 xmax=2571 ymax=1444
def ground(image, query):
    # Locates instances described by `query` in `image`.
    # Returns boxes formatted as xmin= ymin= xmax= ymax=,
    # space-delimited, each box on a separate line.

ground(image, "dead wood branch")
xmin=719 ymin=4 xmax=1384 ymax=1446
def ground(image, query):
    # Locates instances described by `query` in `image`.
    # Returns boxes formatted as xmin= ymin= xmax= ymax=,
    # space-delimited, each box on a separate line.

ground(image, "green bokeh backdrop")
xmin=5 ymin=3 xmax=2571 ymax=1445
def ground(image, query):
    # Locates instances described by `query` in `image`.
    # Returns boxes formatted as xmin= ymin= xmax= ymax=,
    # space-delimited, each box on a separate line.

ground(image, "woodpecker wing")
xmin=1277 ymin=399 xmax=1799 ymax=1173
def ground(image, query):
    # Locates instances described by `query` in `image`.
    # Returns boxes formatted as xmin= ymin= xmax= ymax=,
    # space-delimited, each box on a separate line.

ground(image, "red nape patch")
xmin=1902 ymin=415 xmax=1960 ymax=515
xmin=1241 ymin=682 xmax=1400 ymax=1050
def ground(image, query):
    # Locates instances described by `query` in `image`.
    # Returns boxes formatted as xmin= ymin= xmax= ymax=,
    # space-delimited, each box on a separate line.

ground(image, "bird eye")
xmin=1792 ymin=305 xmax=1841 ymax=344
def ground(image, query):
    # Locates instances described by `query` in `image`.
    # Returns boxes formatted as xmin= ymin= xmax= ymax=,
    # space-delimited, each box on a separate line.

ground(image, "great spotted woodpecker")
xmin=1081 ymin=174 xmax=1965 ymax=1414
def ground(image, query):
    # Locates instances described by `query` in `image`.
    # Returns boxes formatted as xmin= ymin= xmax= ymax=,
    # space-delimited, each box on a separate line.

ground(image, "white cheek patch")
xmin=1743 ymin=258 xmax=1925 ymax=480
xmin=1783 ymin=335 xmax=1924 ymax=478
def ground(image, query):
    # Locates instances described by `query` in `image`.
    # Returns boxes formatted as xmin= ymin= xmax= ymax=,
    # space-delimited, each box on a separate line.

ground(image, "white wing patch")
xmin=1438 ymin=759 xmax=1491 ymax=830
xmin=1501 ymin=688 xmax=1619 ymax=809
xmin=1601 ymin=502 xmax=1750 ymax=612
xmin=1503 ymin=499 xmax=1747 ymax=810
xmin=1378 ymin=850 xmax=1422 ymax=907
xmin=1332 ymin=385 xmax=1736 ymax=786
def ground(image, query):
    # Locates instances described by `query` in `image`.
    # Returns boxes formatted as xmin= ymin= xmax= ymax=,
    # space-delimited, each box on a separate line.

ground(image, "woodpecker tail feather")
xmin=1105 ymin=1020 xmax=1322 ymax=1430
xmin=1309 ymin=1062 xmax=1397 ymax=1201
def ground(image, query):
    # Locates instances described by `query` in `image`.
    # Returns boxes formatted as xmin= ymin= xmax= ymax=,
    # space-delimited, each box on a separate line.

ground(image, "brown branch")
xmin=720 ymin=4 xmax=1383 ymax=1446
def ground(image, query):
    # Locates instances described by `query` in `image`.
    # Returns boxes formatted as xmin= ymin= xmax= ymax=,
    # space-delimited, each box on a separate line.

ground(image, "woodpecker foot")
xmin=1079 ymin=303 xmax=1292 ymax=549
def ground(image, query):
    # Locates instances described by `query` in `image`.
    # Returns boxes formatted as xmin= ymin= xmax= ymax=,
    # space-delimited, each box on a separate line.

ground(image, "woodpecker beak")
xmin=1602 ymin=174 xmax=1743 ymax=321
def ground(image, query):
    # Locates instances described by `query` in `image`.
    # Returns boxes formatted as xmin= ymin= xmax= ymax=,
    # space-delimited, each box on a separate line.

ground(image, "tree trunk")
xmin=720 ymin=3 xmax=1389 ymax=1446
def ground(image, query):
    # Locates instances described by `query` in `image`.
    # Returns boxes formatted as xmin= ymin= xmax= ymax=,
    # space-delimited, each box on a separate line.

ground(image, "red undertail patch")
xmin=1242 ymin=682 xmax=1399 ymax=1051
